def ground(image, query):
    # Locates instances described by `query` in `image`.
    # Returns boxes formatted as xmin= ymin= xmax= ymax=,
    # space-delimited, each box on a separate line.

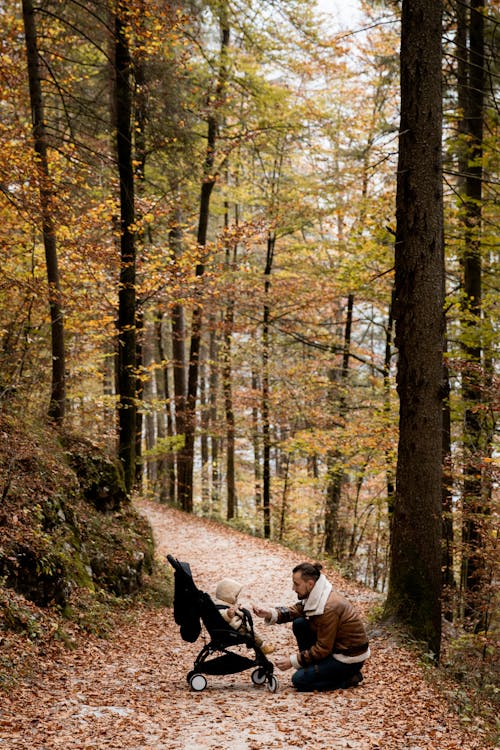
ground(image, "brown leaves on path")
xmin=0 ymin=500 xmax=493 ymax=750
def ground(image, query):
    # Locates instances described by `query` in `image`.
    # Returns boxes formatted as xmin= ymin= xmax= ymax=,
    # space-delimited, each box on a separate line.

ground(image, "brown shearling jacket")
xmin=277 ymin=589 xmax=368 ymax=666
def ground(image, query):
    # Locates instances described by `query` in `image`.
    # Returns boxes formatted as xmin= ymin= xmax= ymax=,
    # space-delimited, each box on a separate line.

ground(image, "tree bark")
xmin=261 ymin=231 xmax=275 ymax=539
xmin=209 ymin=324 xmax=222 ymax=514
xmin=177 ymin=12 xmax=230 ymax=512
xmin=114 ymin=3 xmax=137 ymax=493
xmin=169 ymin=215 xmax=187 ymax=505
xmin=324 ymin=293 xmax=353 ymax=556
xmin=22 ymin=0 xmax=66 ymax=425
xmin=252 ymin=369 xmax=263 ymax=511
xmin=385 ymin=0 xmax=444 ymax=659
xmin=222 ymin=198 xmax=237 ymax=520
xmin=384 ymin=287 xmax=396 ymax=526
xmin=459 ymin=0 xmax=486 ymax=630
xmin=156 ymin=311 xmax=176 ymax=503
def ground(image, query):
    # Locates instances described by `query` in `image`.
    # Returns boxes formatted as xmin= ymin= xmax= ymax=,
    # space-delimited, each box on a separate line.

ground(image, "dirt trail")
xmin=0 ymin=500 xmax=491 ymax=750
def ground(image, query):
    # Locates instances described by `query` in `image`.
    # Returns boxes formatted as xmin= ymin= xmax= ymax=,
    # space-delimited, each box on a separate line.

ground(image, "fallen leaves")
xmin=0 ymin=500 xmax=494 ymax=750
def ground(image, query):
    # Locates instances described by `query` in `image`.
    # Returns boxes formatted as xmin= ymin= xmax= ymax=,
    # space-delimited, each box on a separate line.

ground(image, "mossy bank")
xmin=0 ymin=412 xmax=167 ymax=684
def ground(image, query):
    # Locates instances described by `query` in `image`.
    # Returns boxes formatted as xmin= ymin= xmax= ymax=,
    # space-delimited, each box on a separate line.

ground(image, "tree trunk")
xmin=442 ymin=342 xmax=454 ymax=620
xmin=261 ymin=231 xmax=275 ymax=539
xmin=114 ymin=3 xmax=137 ymax=493
xmin=22 ymin=0 xmax=66 ymax=425
xmin=222 ymin=199 xmax=237 ymax=520
xmin=143 ymin=320 xmax=157 ymax=488
xmin=199 ymin=352 xmax=210 ymax=514
xmin=135 ymin=308 xmax=144 ymax=487
xmin=133 ymin=33 xmax=147 ymax=489
xmin=459 ymin=0 xmax=486 ymax=630
xmin=384 ymin=287 xmax=396 ymax=526
xmin=384 ymin=0 xmax=444 ymax=659
xmin=324 ymin=293 xmax=353 ymax=556
xmin=156 ymin=311 xmax=176 ymax=503
xmin=169 ymin=215 xmax=187 ymax=503
xmin=177 ymin=13 xmax=230 ymax=512
xmin=251 ymin=369 xmax=262 ymax=511
xmin=208 ymin=323 xmax=221 ymax=514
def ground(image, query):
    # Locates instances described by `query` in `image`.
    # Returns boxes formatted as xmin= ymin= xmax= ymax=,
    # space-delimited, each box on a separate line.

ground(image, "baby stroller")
xmin=167 ymin=554 xmax=278 ymax=693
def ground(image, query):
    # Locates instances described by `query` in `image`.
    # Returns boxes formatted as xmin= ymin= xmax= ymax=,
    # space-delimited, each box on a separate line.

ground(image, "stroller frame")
xmin=167 ymin=554 xmax=278 ymax=693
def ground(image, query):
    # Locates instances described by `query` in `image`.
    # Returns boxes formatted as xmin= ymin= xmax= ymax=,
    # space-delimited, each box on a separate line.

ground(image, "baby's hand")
xmin=226 ymin=606 xmax=236 ymax=618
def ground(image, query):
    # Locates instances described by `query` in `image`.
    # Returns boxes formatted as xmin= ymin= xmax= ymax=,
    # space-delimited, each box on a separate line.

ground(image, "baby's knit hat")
xmin=215 ymin=578 xmax=243 ymax=605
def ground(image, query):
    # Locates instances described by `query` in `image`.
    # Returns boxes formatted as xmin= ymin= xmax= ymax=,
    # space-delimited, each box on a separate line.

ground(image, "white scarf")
xmin=303 ymin=574 xmax=332 ymax=616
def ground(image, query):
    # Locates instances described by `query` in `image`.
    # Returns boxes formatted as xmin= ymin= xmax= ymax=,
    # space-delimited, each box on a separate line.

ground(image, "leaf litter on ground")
xmin=0 ymin=500 xmax=494 ymax=750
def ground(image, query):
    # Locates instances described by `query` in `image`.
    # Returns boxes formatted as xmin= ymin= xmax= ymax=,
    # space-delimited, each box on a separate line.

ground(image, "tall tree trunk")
xmin=442 ymin=340 xmax=454 ymax=621
xmin=251 ymin=369 xmax=262 ymax=511
xmin=177 ymin=13 xmax=230 ymax=512
xmin=324 ymin=293 xmax=353 ymax=556
xmin=133 ymin=27 xmax=148 ymax=490
xmin=459 ymin=0 xmax=486 ymax=630
xmin=385 ymin=0 xmax=444 ymax=659
xmin=261 ymin=231 xmax=275 ymax=539
xmin=208 ymin=323 xmax=221 ymax=513
xmin=156 ymin=311 xmax=176 ymax=503
xmin=22 ymin=0 xmax=66 ymax=425
xmin=135 ymin=308 xmax=144 ymax=486
xmin=143 ymin=320 xmax=157 ymax=488
xmin=199 ymin=352 xmax=210 ymax=514
xmin=169 ymin=216 xmax=187 ymax=503
xmin=223 ymin=312 xmax=236 ymax=520
xmin=222 ymin=197 xmax=237 ymax=520
xmin=384 ymin=287 xmax=396 ymax=526
xmin=278 ymin=453 xmax=291 ymax=543
xmin=114 ymin=3 xmax=137 ymax=492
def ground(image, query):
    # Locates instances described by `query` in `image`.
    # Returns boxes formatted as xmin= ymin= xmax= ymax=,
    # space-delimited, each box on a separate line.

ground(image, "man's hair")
xmin=293 ymin=562 xmax=323 ymax=581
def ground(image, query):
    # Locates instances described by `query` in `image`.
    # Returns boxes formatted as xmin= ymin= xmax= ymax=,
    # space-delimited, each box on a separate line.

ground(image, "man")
xmin=253 ymin=561 xmax=370 ymax=692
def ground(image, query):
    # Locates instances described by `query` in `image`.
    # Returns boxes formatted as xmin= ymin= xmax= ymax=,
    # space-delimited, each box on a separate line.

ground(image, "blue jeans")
xmin=291 ymin=617 xmax=363 ymax=692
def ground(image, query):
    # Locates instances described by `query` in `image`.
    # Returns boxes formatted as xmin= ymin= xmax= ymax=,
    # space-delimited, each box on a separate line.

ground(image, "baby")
xmin=215 ymin=578 xmax=274 ymax=655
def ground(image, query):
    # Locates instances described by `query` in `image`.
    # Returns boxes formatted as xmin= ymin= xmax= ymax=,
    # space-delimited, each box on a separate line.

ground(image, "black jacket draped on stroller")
xmin=167 ymin=554 xmax=278 ymax=692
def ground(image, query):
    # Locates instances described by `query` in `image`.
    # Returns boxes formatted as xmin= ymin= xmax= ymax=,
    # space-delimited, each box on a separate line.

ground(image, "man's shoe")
xmin=343 ymin=672 xmax=363 ymax=688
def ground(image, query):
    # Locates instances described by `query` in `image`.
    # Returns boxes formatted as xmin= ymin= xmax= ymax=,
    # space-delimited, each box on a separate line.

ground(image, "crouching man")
xmin=253 ymin=562 xmax=369 ymax=692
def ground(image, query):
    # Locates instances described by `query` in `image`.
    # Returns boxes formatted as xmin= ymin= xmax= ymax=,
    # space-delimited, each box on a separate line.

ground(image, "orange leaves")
xmin=0 ymin=501 xmax=495 ymax=750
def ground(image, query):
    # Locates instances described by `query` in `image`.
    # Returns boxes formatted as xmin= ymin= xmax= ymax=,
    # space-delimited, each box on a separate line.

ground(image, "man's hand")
xmin=252 ymin=605 xmax=271 ymax=619
xmin=274 ymin=656 xmax=292 ymax=671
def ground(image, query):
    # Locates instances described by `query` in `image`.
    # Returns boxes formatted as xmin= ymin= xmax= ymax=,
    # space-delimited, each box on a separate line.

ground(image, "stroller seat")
xmin=167 ymin=554 xmax=278 ymax=693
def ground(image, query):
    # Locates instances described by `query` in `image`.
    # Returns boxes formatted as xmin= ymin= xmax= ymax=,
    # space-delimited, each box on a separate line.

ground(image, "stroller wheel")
xmin=189 ymin=673 xmax=207 ymax=692
xmin=267 ymin=674 xmax=279 ymax=693
xmin=251 ymin=667 xmax=267 ymax=685
xmin=186 ymin=670 xmax=195 ymax=684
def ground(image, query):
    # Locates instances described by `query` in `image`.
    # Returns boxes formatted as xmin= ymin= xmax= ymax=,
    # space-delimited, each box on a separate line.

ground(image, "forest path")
xmin=0 ymin=500 xmax=490 ymax=750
